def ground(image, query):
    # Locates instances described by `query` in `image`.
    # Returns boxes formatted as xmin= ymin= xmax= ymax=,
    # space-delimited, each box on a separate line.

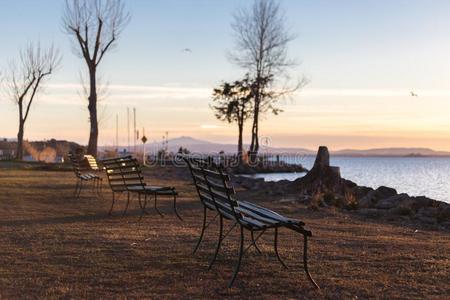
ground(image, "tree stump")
xmin=292 ymin=146 xmax=343 ymax=194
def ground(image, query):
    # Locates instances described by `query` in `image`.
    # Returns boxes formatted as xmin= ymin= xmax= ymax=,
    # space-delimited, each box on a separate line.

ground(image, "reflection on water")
xmin=244 ymin=156 xmax=450 ymax=203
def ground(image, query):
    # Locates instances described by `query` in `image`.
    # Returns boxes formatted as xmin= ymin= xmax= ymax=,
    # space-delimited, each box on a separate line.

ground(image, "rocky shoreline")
xmin=231 ymin=161 xmax=308 ymax=174
xmin=233 ymin=146 xmax=450 ymax=230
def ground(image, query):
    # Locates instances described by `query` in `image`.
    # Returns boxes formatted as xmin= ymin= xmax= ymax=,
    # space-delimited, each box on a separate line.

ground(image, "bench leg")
xmin=138 ymin=194 xmax=149 ymax=221
xmin=208 ymin=215 xmax=223 ymax=270
xmin=228 ymin=225 xmax=244 ymax=288
xmin=73 ymin=179 xmax=80 ymax=198
xmin=274 ymin=227 xmax=288 ymax=269
xmin=303 ymin=235 xmax=320 ymax=289
xmin=108 ymin=192 xmax=116 ymax=216
xmin=96 ymin=178 xmax=103 ymax=198
xmin=193 ymin=206 xmax=207 ymax=254
xmin=138 ymin=194 xmax=144 ymax=221
xmin=153 ymin=194 xmax=164 ymax=217
xmin=250 ymin=230 xmax=262 ymax=255
xmin=138 ymin=193 xmax=144 ymax=210
xmin=76 ymin=180 xmax=83 ymax=199
xmin=94 ymin=179 xmax=98 ymax=196
xmin=173 ymin=193 xmax=183 ymax=221
xmin=99 ymin=179 xmax=103 ymax=197
xmin=122 ymin=192 xmax=130 ymax=217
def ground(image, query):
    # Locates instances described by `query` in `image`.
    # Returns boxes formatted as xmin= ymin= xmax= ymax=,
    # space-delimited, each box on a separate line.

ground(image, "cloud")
xmin=200 ymin=124 xmax=221 ymax=129
xmin=298 ymin=88 xmax=450 ymax=97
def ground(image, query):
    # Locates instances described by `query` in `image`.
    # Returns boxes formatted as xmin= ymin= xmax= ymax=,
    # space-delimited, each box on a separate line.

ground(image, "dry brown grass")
xmin=0 ymin=164 xmax=449 ymax=299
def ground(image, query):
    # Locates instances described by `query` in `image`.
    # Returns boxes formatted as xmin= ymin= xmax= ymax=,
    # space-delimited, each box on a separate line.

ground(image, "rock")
xmin=375 ymin=186 xmax=397 ymax=199
xmin=353 ymin=186 xmax=374 ymax=200
xmin=342 ymin=178 xmax=358 ymax=189
xmin=376 ymin=194 xmax=410 ymax=209
xmin=416 ymin=207 xmax=439 ymax=218
xmin=358 ymin=186 xmax=398 ymax=208
xmin=297 ymin=194 xmax=312 ymax=204
xmin=396 ymin=197 xmax=416 ymax=209
xmin=437 ymin=206 xmax=450 ymax=223
xmin=292 ymin=146 xmax=344 ymax=194
xmin=252 ymin=178 xmax=265 ymax=189
xmin=410 ymin=196 xmax=435 ymax=211
xmin=416 ymin=216 xmax=437 ymax=225
xmin=359 ymin=190 xmax=376 ymax=208
xmin=440 ymin=222 xmax=450 ymax=229
xmin=313 ymin=146 xmax=330 ymax=167
xmin=235 ymin=176 xmax=265 ymax=190
xmin=232 ymin=161 xmax=308 ymax=175
xmin=376 ymin=199 xmax=397 ymax=210
xmin=388 ymin=206 xmax=414 ymax=216
xmin=357 ymin=208 xmax=383 ymax=218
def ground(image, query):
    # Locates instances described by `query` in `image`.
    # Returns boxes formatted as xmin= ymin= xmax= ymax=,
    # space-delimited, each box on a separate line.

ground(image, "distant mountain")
xmin=166 ymin=136 xmax=213 ymax=146
xmin=100 ymin=136 xmax=450 ymax=157
xmin=153 ymin=136 xmax=241 ymax=153
xmin=153 ymin=136 xmax=314 ymax=155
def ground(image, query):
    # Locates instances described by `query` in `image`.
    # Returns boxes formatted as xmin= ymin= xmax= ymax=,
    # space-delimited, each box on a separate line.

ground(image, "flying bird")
xmin=410 ymin=91 xmax=418 ymax=97
xmin=182 ymin=48 xmax=192 ymax=53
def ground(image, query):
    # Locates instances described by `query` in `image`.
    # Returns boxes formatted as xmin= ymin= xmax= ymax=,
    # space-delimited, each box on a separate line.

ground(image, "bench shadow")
xmin=0 ymin=210 xmax=140 ymax=227
xmin=0 ymin=196 xmax=201 ymax=227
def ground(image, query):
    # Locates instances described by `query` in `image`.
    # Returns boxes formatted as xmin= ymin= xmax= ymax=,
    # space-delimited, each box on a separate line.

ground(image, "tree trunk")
xmin=16 ymin=120 xmax=24 ymax=160
xmin=249 ymin=99 xmax=260 ymax=164
xmin=237 ymin=121 xmax=244 ymax=164
xmin=293 ymin=146 xmax=343 ymax=194
xmin=87 ymin=67 xmax=98 ymax=157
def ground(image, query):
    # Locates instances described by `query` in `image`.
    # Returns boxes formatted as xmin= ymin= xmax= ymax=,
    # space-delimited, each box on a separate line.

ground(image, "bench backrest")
xmin=84 ymin=154 xmax=100 ymax=171
xmin=183 ymin=156 xmax=239 ymax=221
xmin=183 ymin=157 xmax=216 ymax=209
xmin=68 ymin=153 xmax=83 ymax=178
xmin=101 ymin=156 xmax=145 ymax=192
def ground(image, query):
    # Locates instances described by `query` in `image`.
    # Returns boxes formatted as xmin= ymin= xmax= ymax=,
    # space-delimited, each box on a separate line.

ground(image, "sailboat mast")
xmin=127 ymin=107 xmax=130 ymax=151
xmin=133 ymin=107 xmax=137 ymax=154
xmin=115 ymin=113 xmax=119 ymax=151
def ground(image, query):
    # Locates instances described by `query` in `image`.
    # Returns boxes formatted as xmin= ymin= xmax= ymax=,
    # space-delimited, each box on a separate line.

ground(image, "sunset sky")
xmin=1 ymin=0 xmax=450 ymax=150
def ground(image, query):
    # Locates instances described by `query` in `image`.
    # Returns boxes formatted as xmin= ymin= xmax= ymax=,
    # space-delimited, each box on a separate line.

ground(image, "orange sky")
xmin=2 ymin=84 xmax=450 ymax=151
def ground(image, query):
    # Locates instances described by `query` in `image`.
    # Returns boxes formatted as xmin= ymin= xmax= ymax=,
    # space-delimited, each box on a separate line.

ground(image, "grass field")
xmin=0 ymin=164 xmax=449 ymax=299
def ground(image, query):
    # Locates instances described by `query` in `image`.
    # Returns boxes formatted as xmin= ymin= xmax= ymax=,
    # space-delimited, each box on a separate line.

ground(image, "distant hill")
xmin=102 ymin=136 xmax=450 ymax=157
xmin=149 ymin=136 xmax=314 ymax=155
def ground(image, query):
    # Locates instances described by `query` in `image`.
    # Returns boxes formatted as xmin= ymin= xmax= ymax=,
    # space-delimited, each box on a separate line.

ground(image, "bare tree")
xmin=212 ymin=75 xmax=254 ymax=162
xmin=62 ymin=0 xmax=130 ymax=156
xmin=6 ymin=43 xmax=61 ymax=160
xmin=230 ymin=0 xmax=306 ymax=162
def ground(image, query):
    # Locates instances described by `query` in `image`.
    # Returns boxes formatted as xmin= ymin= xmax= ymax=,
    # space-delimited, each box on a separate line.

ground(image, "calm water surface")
xmin=247 ymin=157 xmax=450 ymax=203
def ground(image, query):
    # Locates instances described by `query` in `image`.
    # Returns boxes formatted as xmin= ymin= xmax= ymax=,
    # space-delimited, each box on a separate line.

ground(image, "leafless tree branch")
xmin=62 ymin=0 xmax=130 ymax=155
xmin=4 ymin=42 xmax=61 ymax=159
xmin=229 ymin=0 xmax=306 ymax=161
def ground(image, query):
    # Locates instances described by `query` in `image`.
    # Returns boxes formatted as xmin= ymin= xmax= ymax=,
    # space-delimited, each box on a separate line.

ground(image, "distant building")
xmin=0 ymin=140 xmax=16 ymax=160
xmin=0 ymin=138 xmax=81 ymax=162
xmin=23 ymin=155 xmax=36 ymax=162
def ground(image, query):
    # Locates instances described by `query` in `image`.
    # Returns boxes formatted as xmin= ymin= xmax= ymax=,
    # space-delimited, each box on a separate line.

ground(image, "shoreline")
xmin=238 ymin=172 xmax=450 ymax=205
xmin=1 ymin=158 xmax=448 ymax=229
xmin=233 ymin=147 xmax=450 ymax=230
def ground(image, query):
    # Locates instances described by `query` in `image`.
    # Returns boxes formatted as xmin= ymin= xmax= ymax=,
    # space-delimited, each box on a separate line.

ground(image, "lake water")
xmin=246 ymin=156 xmax=450 ymax=204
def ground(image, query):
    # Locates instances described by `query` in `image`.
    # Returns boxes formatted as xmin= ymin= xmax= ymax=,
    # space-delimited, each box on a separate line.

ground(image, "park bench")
xmin=68 ymin=153 xmax=103 ymax=199
xmin=84 ymin=154 xmax=102 ymax=173
xmin=183 ymin=157 xmax=319 ymax=289
xmin=101 ymin=156 xmax=182 ymax=220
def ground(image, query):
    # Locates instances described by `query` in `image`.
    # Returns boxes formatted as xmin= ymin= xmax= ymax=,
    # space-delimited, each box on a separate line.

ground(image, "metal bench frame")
xmin=183 ymin=157 xmax=319 ymax=289
xmin=101 ymin=156 xmax=182 ymax=220
xmin=68 ymin=154 xmax=102 ymax=199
